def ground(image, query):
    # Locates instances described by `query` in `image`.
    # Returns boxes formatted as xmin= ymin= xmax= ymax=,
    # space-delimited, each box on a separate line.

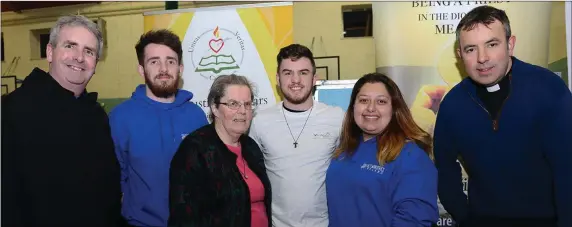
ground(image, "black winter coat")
xmin=168 ymin=124 xmax=272 ymax=227
xmin=1 ymin=68 xmax=124 ymax=227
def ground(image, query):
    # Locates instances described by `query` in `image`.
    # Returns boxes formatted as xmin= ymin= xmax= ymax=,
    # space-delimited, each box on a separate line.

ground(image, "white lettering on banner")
xmin=181 ymin=9 xmax=277 ymax=115
xmin=437 ymin=217 xmax=454 ymax=226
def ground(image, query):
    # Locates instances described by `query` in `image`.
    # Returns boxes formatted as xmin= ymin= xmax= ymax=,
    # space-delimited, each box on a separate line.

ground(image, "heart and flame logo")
xmin=209 ymin=26 xmax=224 ymax=53
xmin=190 ymin=25 xmax=243 ymax=75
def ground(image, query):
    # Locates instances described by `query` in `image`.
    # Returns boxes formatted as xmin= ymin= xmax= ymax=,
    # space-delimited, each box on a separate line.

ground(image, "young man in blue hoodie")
xmin=109 ymin=29 xmax=208 ymax=227
xmin=434 ymin=5 xmax=572 ymax=227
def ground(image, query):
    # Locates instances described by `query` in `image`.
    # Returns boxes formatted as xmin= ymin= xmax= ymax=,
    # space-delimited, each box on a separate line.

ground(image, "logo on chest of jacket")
xmin=361 ymin=163 xmax=385 ymax=175
xmin=313 ymin=131 xmax=335 ymax=139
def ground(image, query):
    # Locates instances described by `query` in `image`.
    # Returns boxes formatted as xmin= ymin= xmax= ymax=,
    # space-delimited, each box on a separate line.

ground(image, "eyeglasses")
xmin=217 ymin=100 xmax=254 ymax=110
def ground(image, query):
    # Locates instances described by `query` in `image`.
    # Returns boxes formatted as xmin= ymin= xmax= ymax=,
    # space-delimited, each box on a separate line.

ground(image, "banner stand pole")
xmin=566 ymin=1 xmax=571 ymax=91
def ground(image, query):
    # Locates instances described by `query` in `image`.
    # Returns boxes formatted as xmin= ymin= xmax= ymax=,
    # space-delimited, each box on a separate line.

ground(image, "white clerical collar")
xmin=486 ymin=84 xmax=500 ymax=92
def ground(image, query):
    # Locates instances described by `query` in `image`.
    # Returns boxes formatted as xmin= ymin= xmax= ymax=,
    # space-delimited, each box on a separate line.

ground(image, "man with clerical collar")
xmin=249 ymin=44 xmax=345 ymax=227
xmin=434 ymin=5 xmax=572 ymax=227
xmin=471 ymin=57 xmax=512 ymax=122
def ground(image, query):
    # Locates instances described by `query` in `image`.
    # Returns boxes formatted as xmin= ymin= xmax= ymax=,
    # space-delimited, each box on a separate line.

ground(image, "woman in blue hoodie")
xmin=326 ymin=73 xmax=438 ymax=227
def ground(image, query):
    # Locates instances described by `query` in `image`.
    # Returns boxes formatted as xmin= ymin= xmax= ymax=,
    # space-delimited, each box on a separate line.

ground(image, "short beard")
xmin=282 ymin=87 xmax=313 ymax=105
xmin=145 ymin=72 xmax=180 ymax=99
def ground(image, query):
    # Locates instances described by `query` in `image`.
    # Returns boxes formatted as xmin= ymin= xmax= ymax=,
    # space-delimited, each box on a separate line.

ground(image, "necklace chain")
xmin=231 ymin=142 xmax=248 ymax=179
xmin=240 ymin=154 xmax=248 ymax=179
xmin=282 ymin=104 xmax=313 ymax=148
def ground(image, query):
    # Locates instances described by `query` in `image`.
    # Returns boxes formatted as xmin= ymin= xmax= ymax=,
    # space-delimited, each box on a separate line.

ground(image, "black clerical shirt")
xmin=473 ymin=65 xmax=512 ymax=120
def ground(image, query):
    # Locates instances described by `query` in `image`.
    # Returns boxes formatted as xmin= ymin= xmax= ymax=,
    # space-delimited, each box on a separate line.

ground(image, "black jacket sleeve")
xmin=168 ymin=137 xmax=214 ymax=227
xmin=1 ymin=96 xmax=25 ymax=226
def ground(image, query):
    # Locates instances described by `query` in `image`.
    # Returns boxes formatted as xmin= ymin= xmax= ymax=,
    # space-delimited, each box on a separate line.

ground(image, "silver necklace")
xmin=282 ymin=105 xmax=313 ymax=148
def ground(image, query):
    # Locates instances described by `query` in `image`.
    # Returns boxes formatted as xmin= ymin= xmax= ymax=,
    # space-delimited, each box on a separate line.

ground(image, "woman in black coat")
xmin=168 ymin=74 xmax=271 ymax=227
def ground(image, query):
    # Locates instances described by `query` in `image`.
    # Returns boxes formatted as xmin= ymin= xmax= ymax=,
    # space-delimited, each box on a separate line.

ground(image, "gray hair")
xmin=207 ymin=74 xmax=256 ymax=122
xmin=49 ymin=15 xmax=104 ymax=59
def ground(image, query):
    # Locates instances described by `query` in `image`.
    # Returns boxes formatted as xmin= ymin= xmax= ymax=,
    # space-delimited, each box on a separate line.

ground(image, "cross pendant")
xmin=293 ymin=142 xmax=298 ymax=148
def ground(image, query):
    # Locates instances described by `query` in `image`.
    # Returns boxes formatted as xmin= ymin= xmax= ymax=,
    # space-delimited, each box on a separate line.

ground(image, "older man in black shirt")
xmin=1 ymin=15 xmax=123 ymax=226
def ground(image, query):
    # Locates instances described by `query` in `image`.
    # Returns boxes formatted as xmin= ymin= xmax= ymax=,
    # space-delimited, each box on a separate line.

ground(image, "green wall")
xmin=548 ymin=57 xmax=569 ymax=86
xmin=99 ymin=98 xmax=128 ymax=113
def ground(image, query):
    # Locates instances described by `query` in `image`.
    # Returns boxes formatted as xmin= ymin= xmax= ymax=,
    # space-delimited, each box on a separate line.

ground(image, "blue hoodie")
xmin=326 ymin=139 xmax=438 ymax=227
xmin=109 ymin=85 xmax=208 ymax=227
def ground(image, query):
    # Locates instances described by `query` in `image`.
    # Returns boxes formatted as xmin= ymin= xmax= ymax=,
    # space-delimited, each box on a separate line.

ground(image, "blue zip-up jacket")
xmin=109 ymin=85 xmax=208 ymax=227
xmin=434 ymin=57 xmax=572 ymax=227
xmin=326 ymin=139 xmax=438 ymax=227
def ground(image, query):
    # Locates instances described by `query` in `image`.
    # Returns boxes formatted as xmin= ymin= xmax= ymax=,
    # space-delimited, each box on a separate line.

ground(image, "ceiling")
xmin=1 ymin=1 xmax=99 ymax=13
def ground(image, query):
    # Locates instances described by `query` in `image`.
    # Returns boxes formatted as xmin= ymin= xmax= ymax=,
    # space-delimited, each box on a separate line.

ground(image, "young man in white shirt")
xmin=249 ymin=44 xmax=345 ymax=227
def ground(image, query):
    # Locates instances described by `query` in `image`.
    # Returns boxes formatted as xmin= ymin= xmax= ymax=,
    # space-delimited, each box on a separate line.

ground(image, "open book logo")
xmin=188 ymin=26 xmax=245 ymax=79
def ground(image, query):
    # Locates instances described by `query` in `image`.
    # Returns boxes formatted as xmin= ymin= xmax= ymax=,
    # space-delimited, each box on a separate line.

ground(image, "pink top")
xmin=226 ymin=144 xmax=268 ymax=227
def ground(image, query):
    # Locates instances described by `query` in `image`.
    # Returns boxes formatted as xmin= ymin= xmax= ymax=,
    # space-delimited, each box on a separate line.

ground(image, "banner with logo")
xmin=143 ymin=2 xmax=293 ymax=114
xmin=372 ymin=2 xmax=564 ymax=226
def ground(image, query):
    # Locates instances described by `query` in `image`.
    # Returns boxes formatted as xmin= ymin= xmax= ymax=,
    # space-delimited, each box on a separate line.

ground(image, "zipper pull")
xmin=492 ymin=120 xmax=499 ymax=131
